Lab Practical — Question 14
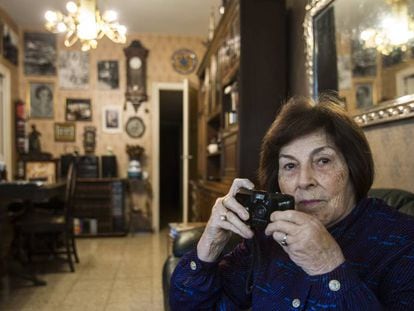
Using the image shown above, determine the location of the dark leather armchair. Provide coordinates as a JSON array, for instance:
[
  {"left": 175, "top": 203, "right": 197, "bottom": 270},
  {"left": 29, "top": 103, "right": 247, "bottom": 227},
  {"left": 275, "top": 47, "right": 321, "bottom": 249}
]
[{"left": 162, "top": 188, "right": 414, "bottom": 310}]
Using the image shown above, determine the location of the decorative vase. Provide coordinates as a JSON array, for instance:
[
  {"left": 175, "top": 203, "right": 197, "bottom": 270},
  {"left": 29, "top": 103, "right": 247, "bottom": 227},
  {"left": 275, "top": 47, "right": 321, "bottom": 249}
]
[{"left": 127, "top": 160, "right": 142, "bottom": 179}]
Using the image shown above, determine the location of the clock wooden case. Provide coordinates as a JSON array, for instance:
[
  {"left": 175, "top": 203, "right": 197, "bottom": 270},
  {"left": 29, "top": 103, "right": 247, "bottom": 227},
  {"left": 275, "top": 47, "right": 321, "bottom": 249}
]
[{"left": 123, "top": 40, "right": 149, "bottom": 112}]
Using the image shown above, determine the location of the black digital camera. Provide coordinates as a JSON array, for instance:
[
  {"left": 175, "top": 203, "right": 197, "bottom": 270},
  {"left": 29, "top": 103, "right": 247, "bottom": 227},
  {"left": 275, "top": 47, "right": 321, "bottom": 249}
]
[{"left": 235, "top": 188, "right": 295, "bottom": 229}]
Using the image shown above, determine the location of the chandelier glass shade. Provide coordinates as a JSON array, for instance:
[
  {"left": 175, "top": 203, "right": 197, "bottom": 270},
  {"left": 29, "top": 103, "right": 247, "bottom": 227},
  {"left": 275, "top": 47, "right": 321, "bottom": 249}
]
[
  {"left": 44, "top": 0, "right": 127, "bottom": 51},
  {"left": 360, "top": 0, "right": 414, "bottom": 55}
]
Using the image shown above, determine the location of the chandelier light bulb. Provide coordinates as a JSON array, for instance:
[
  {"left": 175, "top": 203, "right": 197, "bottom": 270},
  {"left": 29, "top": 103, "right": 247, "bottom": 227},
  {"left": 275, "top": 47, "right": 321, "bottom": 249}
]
[
  {"left": 103, "top": 10, "right": 118, "bottom": 22},
  {"left": 66, "top": 1, "right": 78, "bottom": 14},
  {"left": 118, "top": 25, "right": 127, "bottom": 36},
  {"left": 57, "top": 22, "right": 68, "bottom": 32},
  {"left": 45, "top": 10, "right": 58, "bottom": 23}
]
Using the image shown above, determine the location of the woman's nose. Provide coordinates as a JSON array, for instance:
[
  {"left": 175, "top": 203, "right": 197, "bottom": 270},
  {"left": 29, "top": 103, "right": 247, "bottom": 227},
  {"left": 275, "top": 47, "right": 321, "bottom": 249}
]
[{"left": 297, "top": 164, "right": 316, "bottom": 189}]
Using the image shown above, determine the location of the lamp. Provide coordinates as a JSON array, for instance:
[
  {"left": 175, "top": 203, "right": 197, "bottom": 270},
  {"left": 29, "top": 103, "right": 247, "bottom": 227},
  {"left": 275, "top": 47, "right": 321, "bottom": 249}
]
[
  {"left": 360, "top": 0, "right": 414, "bottom": 55},
  {"left": 44, "top": 0, "right": 127, "bottom": 51}
]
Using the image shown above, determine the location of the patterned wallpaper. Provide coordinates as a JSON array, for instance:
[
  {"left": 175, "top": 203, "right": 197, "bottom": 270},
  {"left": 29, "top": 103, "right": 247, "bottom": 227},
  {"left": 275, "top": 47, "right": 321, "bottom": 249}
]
[
  {"left": 364, "top": 118, "right": 414, "bottom": 193},
  {"left": 18, "top": 32, "right": 206, "bottom": 182},
  {"left": 13, "top": 31, "right": 207, "bottom": 227}
]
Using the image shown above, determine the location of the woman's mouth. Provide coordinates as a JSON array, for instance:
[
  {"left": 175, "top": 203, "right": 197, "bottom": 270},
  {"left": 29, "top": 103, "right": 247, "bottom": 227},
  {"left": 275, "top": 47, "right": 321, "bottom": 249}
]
[{"left": 297, "top": 200, "right": 323, "bottom": 208}]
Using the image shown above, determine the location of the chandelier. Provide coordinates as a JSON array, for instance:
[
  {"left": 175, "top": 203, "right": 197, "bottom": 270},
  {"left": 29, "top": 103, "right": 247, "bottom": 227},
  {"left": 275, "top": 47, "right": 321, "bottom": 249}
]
[
  {"left": 44, "top": 0, "right": 127, "bottom": 51},
  {"left": 360, "top": 0, "right": 414, "bottom": 55}
]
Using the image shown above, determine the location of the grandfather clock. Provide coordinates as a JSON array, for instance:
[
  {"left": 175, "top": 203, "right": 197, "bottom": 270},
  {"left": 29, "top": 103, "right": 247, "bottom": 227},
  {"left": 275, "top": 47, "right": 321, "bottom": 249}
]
[{"left": 123, "top": 40, "right": 149, "bottom": 112}]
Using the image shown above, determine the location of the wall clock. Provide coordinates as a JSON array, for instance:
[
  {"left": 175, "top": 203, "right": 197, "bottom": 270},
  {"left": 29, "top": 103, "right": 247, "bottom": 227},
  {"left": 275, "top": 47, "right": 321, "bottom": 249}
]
[
  {"left": 171, "top": 48, "right": 198, "bottom": 74},
  {"left": 126, "top": 116, "right": 145, "bottom": 138},
  {"left": 123, "top": 40, "right": 149, "bottom": 112}
]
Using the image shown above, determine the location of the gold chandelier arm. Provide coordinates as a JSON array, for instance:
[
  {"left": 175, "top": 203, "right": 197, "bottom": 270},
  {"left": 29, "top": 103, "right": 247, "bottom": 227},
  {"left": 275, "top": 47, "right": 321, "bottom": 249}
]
[{"left": 64, "top": 30, "right": 79, "bottom": 47}]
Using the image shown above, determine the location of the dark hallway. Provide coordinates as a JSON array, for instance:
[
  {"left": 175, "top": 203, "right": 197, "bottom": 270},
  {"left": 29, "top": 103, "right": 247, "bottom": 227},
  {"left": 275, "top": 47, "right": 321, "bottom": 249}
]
[{"left": 159, "top": 90, "right": 183, "bottom": 229}]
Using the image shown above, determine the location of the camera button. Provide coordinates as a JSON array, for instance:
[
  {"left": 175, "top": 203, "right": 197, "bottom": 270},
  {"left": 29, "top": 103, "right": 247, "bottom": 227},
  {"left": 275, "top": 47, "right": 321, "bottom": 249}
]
[
  {"left": 328, "top": 279, "right": 341, "bottom": 291},
  {"left": 291, "top": 298, "right": 301, "bottom": 308},
  {"left": 190, "top": 261, "right": 197, "bottom": 271}
]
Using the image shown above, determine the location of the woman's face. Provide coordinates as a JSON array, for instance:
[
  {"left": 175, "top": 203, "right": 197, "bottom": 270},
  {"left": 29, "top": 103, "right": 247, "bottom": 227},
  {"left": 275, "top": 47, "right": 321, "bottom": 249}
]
[
  {"left": 277, "top": 129, "right": 356, "bottom": 227},
  {"left": 38, "top": 89, "right": 51, "bottom": 102}
]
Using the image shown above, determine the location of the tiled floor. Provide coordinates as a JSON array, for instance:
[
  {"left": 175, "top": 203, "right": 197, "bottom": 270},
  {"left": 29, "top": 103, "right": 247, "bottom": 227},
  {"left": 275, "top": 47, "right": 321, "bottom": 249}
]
[{"left": 0, "top": 230, "right": 169, "bottom": 311}]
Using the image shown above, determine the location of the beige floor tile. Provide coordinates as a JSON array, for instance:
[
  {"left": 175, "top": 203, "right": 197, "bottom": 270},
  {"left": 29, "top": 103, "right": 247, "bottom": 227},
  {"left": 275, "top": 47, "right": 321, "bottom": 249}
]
[{"left": 2, "top": 230, "right": 170, "bottom": 310}]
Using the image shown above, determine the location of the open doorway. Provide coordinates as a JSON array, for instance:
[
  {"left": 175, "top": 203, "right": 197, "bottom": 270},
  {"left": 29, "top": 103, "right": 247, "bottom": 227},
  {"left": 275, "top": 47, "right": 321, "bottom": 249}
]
[
  {"left": 159, "top": 90, "right": 183, "bottom": 229},
  {"left": 152, "top": 81, "right": 197, "bottom": 232}
]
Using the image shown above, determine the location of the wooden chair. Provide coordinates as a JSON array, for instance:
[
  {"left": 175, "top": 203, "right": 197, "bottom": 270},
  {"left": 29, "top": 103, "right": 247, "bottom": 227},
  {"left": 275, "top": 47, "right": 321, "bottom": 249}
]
[{"left": 14, "top": 160, "right": 80, "bottom": 272}]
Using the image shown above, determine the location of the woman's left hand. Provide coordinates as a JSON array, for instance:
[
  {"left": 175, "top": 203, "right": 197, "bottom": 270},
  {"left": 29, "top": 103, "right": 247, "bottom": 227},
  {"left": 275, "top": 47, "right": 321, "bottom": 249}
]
[{"left": 265, "top": 210, "right": 345, "bottom": 276}]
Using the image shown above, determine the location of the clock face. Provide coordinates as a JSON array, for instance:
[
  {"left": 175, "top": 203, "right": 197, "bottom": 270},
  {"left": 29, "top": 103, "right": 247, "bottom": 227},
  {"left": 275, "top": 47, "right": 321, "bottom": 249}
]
[
  {"left": 126, "top": 116, "right": 145, "bottom": 138},
  {"left": 129, "top": 56, "right": 142, "bottom": 70}
]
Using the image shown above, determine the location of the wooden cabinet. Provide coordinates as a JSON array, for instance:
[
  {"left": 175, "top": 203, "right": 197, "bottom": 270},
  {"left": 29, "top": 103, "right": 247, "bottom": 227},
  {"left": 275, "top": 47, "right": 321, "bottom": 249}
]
[
  {"left": 195, "top": 0, "right": 287, "bottom": 220},
  {"left": 73, "top": 178, "right": 127, "bottom": 236}
]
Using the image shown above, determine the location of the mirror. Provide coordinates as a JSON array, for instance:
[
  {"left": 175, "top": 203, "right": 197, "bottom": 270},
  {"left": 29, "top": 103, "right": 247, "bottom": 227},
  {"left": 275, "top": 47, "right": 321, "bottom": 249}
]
[{"left": 304, "top": 0, "right": 414, "bottom": 127}]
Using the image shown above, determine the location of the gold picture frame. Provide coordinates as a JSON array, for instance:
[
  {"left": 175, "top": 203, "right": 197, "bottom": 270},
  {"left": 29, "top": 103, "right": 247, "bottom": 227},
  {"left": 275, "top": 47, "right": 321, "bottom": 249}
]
[
  {"left": 25, "top": 160, "right": 57, "bottom": 184},
  {"left": 54, "top": 122, "right": 76, "bottom": 142}
]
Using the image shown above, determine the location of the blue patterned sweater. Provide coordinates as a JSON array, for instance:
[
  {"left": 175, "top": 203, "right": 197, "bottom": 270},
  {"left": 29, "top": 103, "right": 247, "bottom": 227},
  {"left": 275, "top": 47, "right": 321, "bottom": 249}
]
[{"left": 169, "top": 198, "right": 414, "bottom": 310}]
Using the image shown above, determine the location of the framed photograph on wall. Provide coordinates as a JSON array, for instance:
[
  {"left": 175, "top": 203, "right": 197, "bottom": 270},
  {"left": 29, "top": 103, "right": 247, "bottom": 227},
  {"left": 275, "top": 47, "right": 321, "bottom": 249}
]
[
  {"left": 355, "top": 82, "right": 375, "bottom": 109},
  {"left": 24, "top": 32, "right": 56, "bottom": 75},
  {"left": 54, "top": 122, "right": 76, "bottom": 142},
  {"left": 97, "top": 60, "right": 119, "bottom": 89},
  {"left": 25, "top": 160, "right": 57, "bottom": 183},
  {"left": 58, "top": 50, "right": 89, "bottom": 89},
  {"left": 65, "top": 98, "right": 92, "bottom": 121},
  {"left": 102, "top": 105, "right": 122, "bottom": 133},
  {"left": 27, "top": 81, "right": 54, "bottom": 119},
  {"left": 3, "top": 23, "right": 19, "bottom": 66},
  {"left": 396, "top": 66, "right": 414, "bottom": 97}
]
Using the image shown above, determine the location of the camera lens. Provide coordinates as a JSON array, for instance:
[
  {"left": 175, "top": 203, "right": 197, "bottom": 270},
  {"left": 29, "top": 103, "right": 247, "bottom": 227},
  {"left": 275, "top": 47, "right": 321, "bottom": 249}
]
[{"left": 255, "top": 205, "right": 266, "bottom": 218}]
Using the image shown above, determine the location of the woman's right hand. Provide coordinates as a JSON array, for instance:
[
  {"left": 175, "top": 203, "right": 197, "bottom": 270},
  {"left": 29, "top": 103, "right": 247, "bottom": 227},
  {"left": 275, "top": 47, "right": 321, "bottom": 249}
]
[{"left": 197, "top": 178, "right": 255, "bottom": 262}]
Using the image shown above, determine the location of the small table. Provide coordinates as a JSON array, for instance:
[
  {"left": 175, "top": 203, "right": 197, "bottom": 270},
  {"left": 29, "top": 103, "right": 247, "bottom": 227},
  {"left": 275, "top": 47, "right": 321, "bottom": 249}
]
[{"left": 0, "top": 180, "right": 66, "bottom": 288}]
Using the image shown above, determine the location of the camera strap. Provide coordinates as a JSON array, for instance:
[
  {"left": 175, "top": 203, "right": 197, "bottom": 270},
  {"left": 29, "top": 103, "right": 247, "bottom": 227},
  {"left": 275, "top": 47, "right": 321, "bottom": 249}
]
[{"left": 245, "top": 229, "right": 261, "bottom": 295}]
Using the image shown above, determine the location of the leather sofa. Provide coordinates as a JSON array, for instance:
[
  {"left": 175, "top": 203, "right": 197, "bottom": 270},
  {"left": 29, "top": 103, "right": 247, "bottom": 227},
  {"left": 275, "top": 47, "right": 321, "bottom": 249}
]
[{"left": 162, "top": 188, "right": 414, "bottom": 310}]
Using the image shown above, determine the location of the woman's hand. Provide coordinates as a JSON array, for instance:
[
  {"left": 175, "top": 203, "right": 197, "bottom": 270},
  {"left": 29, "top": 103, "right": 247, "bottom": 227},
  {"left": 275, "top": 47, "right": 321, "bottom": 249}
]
[
  {"left": 265, "top": 210, "right": 345, "bottom": 275},
  {"left": 197, "top": 178, "right": 255, "bottom": 262}
]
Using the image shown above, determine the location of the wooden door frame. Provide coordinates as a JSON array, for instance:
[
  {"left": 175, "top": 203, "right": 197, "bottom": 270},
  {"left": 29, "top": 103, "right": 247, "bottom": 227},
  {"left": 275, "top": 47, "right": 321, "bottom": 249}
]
[
  {"left": 0, "top": 63, "right": 12, "bottom": 180},
  {"left": 151, "top": 82, "right": 187, "bottom": 232}
]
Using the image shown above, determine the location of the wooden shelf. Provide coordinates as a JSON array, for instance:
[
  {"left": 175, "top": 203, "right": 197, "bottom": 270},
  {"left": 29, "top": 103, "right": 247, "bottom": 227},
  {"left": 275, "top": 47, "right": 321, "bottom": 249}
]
[
  {"left": 194, "top": 0, "right": 287, "bottom": 221},
  {"left": 207, "top": 151, "right": 221, "bottom": 157},
  {"left": 74, "top": 179, "right": 126, "bottom": 236},
  {"left": 221, "top": 61, "right": 239, "bottom": 86}
]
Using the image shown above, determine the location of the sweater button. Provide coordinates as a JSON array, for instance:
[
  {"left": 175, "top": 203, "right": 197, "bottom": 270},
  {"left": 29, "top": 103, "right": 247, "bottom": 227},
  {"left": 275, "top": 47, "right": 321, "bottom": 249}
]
[
  {"left": 329, "top": 279, "right": 341, "bottom": 291},
  {"left": 190, "top": 261, "right": 197, "bottom": 271},
  {"left": 292, "top": 298, "right": 301, "bottom": 308}
]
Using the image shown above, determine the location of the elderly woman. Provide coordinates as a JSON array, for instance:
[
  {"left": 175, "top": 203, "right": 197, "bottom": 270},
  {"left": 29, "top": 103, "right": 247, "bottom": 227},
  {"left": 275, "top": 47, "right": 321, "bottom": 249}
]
[{"left": 169, "top": 96, "right": 414, "bottom": 310}]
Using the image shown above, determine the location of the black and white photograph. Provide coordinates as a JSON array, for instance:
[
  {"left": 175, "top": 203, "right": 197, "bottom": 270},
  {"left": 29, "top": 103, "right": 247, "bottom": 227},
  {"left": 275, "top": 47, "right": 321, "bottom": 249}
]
[
  {"left": 58, "top": 51, "right": 89, "bottom": 89},
  {"left": 65, "top": 98, "right": 92, "bottom": 121},
  {"left": 355, "top": 83, "right": 374, "bottom": 108},
  {"left": 337, "top": 54, "right": 352, "bottom": 90},
  {"left": 24, "top": 32, "right": 56, "bottom": 75},
  {"left": 351, "top": 40, "right": 377, "bottom": 77},
  {"left": 396, "top": 66, "right": 414, "bottom": 97},
  {"left": 102, "top": 105, "right": 122, "bottom": 133},
  {"left": 97, "top": 60, "right": 119, "bottom": 89},
  {"left": 2, "top": 23, "right": 19, "bottom": 65},
  {"left": 28, "top": 82, "right": 54, "bottom": 118}
]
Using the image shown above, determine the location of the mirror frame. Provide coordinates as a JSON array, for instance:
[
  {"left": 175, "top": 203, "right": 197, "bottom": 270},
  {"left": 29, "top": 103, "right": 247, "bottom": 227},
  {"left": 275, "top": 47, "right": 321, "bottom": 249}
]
[{"left": 304, "top": 0, "right": 414, "bottom": 127}]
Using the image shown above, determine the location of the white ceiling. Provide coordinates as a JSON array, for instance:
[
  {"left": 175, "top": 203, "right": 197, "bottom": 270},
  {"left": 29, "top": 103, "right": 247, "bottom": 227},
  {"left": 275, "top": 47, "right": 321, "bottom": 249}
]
[{"left": 0, "top": 0, "right": 222, "bottom": 36}]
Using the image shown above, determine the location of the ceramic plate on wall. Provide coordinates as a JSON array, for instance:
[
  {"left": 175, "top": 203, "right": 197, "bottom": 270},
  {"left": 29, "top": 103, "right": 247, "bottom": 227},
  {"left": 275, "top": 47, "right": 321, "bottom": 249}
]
[{"left": 171, "top": 48, "right": 198, "bottom": 74}]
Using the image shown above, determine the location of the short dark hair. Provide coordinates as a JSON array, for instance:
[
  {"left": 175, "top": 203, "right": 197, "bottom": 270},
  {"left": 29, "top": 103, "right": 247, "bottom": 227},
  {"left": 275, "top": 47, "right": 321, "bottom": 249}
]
[
  {"left": 35, "top": 85, "right": 52, "bottom": 100},
  {"left": 258, "top": 95, "right": 374, "bottom": 202}
]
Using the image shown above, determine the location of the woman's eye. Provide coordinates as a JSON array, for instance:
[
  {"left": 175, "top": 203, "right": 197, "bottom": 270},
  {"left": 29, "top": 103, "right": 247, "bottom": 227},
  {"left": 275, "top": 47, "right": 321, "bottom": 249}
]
[
  {"left": 316, "top": 158, "right": 331, "bottom": 165},
  {"left": 283, "top": 163, "right": 296, "bottom": 170}
]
